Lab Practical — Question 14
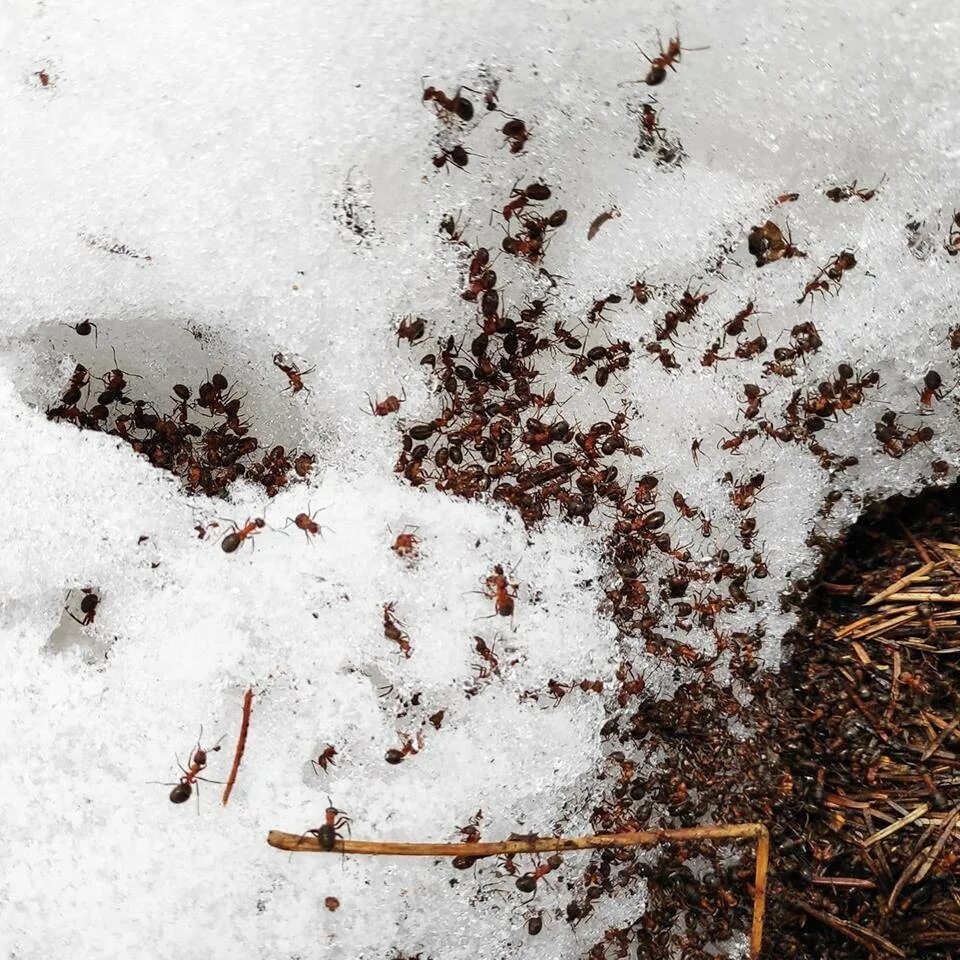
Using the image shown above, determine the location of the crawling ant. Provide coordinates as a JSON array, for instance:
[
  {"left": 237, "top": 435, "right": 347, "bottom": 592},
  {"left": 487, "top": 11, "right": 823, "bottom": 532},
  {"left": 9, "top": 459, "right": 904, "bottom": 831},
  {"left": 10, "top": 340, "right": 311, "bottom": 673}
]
[
  {"left": 439, "top": 213, "right": 466, "bottom": 243},
  {"left": 66, "top": 588, "right": 100, "bottom": 626},
  {"left": 824, "top": 176, "right": 884, "bottom": 202},
  {"left": 946, "top": 213, "right": 960, "bottom": 256},
  {"left": 273, "top": 353, "right": 313, "bottom": 394},
  {"left": 397, "top": 316, "right": 426, "bottom": 345},
  {"left": 367, "top": 391, "right": 404, "bottom": 416},
  {"left": 587, "top": 207, "right": 620, "bottom": 241},
  {"left": 301, "top": 801, "right": 351, "bottom": 850},
  {"left": 485, "top": 564, "right": 518, "bottom": 617},
  {"left": 391, "top": 526, "right": 420, "bottom": 559},
  {"left": 502, "top": 182, "right": 552, "bottom": 221},
  {"left": 775, "top": 192, "right": 800, "bottom": 204},
  {"left": 690, "top": 437, "right": 704, "bottom": 466},
  {"left": 288, "top": 509, "right": 323, "bottom": 542},
  {"left": 422, "top": 84, "right": 474, "bottom": 122},
  {"left": 164, "top": 732, "right": 224, "bottom": 805},
  {"left": 383, "top": 602, "right": 412, "bottom": 657},
  {"left": 628, "top": 30, "right": 706, "bottom": 86},
  {"left": 724, "top": 300, "right": 758, "bottom": 338},
  {"left": 797, "top": 275, "right": 832, "bottom": 306},
  {"left": 919, "top": 369, "right": 954, "bottom": 407},
  {"left": 385, "top": 732, "right": 421, "bottom": 764},
  {"left": 221, "top": 517, "right": 265, "bottom": 553},
  {"left": 748, "top": 219, "right": 805, "bottom": 266},
  {"left": 312, "top": 744, "right": 338, "bottom": 774},
  {"left": 68, "top": 318, "right": 98, "bottom": 343},
  {"left": 629, "top": 278, "right": 653, "bottom": 304},
  {"left": 501, "top": 117, "right": 529, "bottom": 153},
  {"left": 432, "top": 145, "right": 470, "bottom": 171}
]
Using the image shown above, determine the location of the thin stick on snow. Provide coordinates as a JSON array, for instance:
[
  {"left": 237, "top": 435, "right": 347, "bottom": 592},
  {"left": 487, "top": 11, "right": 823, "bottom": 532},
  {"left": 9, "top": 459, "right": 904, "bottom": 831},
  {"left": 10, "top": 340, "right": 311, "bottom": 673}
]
[
  {"left": 221, "top": 688, "right": 253, "bottom": 806},
  {"left": 267, "top": 822, "right": 770, "bottom": 959}
]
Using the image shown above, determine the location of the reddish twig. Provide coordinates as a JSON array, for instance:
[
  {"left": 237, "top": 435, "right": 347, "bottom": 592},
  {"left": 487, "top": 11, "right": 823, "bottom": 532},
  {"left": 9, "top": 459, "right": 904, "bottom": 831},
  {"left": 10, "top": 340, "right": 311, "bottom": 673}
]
[{"left": 221, "top": 688, "right": 253, "bottom": 805}]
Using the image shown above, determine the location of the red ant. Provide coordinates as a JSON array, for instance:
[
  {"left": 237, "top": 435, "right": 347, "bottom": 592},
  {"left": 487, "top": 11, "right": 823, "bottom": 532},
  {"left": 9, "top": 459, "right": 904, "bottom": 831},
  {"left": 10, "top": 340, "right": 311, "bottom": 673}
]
[
  {"left": 397, "top": 316, "right": 426, "bottom": 345},
  {"left": 626, "top": 31, "right": 706, "bottom": 86},
  {"left": 66, "top": 588, "right": 100, "bottom": 626},
  {"left": 775, "top": 192, "right": 800, "bottom": 204},
  {"left": 629, "top": 278, "right": 653, "bottom": 304},
  {"left": 432, "top": 145, "right": 470, "bottom": 171},
  {"left": 367, "top": 390, "right": 404, "bottom": 416},
  {"left": 501, "top": 117, "right": 529, "bottom": 153},
  {"left": 220, "top": 517, "right": 265, "bottom": 553},
  {"left": 163, "top": 731, "right": 224, "bottom": 805},
  {"left": 273, "top": 353, "right": 313, "bottom": 394},
  {"left": 391, "top": 526, "right": 420, "bottom": 558},
  {"left": 920, "top": 369, "right": 954, "bottom": 407},
  {"left": 515, "top": 854, "right": 563, "bottom": 894},
  {"left": 484, "top": 564, "right": 518, "bottom": 617},
  {"left": 312, "top": 744, "right": 338, "bottom": 774},
  {"left": 422, "top": 84, "right": 474, "bottom": 122},
  {"left": 301, "top": 800, "right": 351, "bottom": 850},
  {"left": 502, "top": 182, "right": 552, "bottom": 221},
  {"left": 383, "top": 602, "right": 412, "bottom": 657},
  {"left": 287, "top": 508, "right": 323, "bottom": 542},
  {"left": 824, "top": 176, "right": 885, "bottom": 202},
  {"left": 385, "top": 732, "right": 421, "bottom": 764}
]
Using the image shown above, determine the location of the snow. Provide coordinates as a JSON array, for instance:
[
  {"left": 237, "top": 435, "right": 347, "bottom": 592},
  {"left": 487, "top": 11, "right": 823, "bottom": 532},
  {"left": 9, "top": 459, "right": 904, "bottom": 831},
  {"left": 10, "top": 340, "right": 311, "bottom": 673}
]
[{"left": 1, "top": 0, "right": 960, "bottom": 957}]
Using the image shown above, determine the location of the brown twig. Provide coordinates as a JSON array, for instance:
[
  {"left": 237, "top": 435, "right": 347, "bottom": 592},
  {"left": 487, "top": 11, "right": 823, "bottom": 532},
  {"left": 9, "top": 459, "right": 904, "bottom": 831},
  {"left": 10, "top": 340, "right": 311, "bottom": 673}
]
[
  {"left": 267, "top": 823, "right": 770, "bottom": 959},
  {"left": 221, "top": 688, "right": 253, "bottom": 806}
]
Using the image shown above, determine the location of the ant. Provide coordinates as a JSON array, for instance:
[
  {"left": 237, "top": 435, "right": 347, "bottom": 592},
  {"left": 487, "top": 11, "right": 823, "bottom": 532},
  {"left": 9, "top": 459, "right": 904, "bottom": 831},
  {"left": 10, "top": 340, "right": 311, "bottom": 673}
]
[
  {"left": 439, "top": 212, "right": 466, "bottom": 243},
  {"left": 629, "top": 278, "right": 653, "bottom": 304},
  {"left": 502, "top": 182, "right": 552, "bottom": 221},
  {"left": 946, "top": 212, "right": 960, "bottom": 256},
  {"left": 164, "top": 731, "right": 224, "bottom": 805},
  {"left": 68, "top": 318, "right": 98, "bottom": 344},
  {"left": 626, "top": 30, "right": 706, "bottom": 86},
  {"left": 221, "top": 517, "right": 265, "bottom": 553},
  {"left": 383, "top": 602, "right": 412, "bottom": 657},
  {"left": 484, "top": 564, "right": 518, "bottom": 617},
  {"left": 273, "top": 352, "right": 313, "bottom": 394},
  {"left": 391, "top": 526, "right": 420, "bottom": 558},
  {"left": 397, "top": 316, "right": 426, "bottom": 345},
  {"left": 587, "top": 207, "right": 620, "bottom": 241},
  {"left": 422, "top": 84, "right": 474, "bottom": 122},
  {"left": 432, "top": 145, "right": 470, "bottom": 172},
  {"left": 501, "top": 117, "right": 529, "bottom": 153},
  {"left": 288, "top": 508, "right": 323, "bottom": 542},
  {"left": 66, "top": 587, "right": 100, "bottom": 626},
  {"left": 824, "top": 176, "right": 885, "bottom": 202},
  {"left": 748, "top": 219, "right": 805, "bottom": 266},
  {"left": 300, "top": 800, "right": 351, "bottom": 850},
  {"left": 366, "top": 389, "right": 404, "bottom": 417},
  {"left": 919, "top": 369, "right": 955, "bottom": 407},
  {"left": 312, "top": 744, "right": 338, "bottom": 774},
  {"left": 385, "top": 732, "right": 421, "bottom": 764}
]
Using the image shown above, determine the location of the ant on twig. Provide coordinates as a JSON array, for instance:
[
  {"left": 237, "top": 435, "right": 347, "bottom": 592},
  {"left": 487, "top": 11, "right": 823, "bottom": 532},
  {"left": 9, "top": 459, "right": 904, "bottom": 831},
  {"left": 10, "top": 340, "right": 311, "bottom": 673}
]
[{"left": 299, "top": 799, "right": 352, "bottom": 850}]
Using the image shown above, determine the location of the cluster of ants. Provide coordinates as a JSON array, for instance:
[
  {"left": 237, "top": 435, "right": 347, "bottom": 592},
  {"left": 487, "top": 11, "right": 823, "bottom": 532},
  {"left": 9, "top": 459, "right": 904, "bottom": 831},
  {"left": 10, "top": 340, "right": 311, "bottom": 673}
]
[
  {"left": 46, "top": 338, "right": 316, "bottom": 502},
  {"left": 423, "top": 75, "right": 530, "bottom": 172}
]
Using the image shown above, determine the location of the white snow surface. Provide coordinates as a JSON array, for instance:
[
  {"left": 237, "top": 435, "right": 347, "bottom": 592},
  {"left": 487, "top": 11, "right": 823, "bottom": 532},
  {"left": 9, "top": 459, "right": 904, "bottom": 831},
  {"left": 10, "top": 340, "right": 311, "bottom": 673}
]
[{"left": 1, "top": 0, "right": 959, "bottom": 958}]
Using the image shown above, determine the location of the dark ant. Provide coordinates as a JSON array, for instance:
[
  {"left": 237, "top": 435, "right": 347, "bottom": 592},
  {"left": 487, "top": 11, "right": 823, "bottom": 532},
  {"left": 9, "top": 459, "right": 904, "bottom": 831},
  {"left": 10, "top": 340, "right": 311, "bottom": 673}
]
[
  {"left": 501, "top": 117, "right": 529, "bottom": 153},
  {"left": 748, "top": 219, "right": 805, "bottom": 266},
  {"left": 221, "top": 517, "right": 265, "bottom": 553},
  {"left": 439, "top": 213, "right": 466, "bottom": 243},
  {"left": 502, "top": 182, "right": 552, "bottom": 221},
  {"left": 629, "top": 278, "right": 653, "bottom": 304},
  {"left": 68, "top": 319, "right": 98, "bottom": 344},
  {"left": 273, "top": 353, "right": 314, "bottom": 394},
  {"left": 587, "top": 207, "right": 620, "bottom": 241},
  {"left": 300, "top": 800, "right": 351, "bottom": 850},
  {"left": 919, "top": 369, "right": 955, "bottom": 407},
  {"left": 432, "top": 145, "right": 470, "bottom": 171},
  {"left": 946, "top": 212, "right": 960, "bottom": 256},
  {"left": 383, "top": 602, "right": 412, "bottom": 657},
  {"left": 66, "top": 588, "right": 100, "bottom": 626},
  {"left": 397, "top": 316, "right": 426, "bottom": 345},
  {"left": 422, "top": 84, "right": 474, "bottom": 122},
  {"left": 312, "top": 745, "right": 338, "bottom": 774}
]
